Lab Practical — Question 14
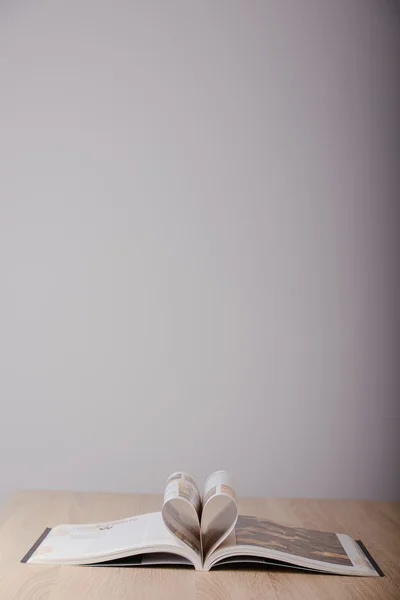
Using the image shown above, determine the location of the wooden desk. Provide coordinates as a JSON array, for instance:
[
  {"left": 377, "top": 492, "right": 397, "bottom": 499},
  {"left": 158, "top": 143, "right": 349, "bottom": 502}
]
[{"left": 0, "top": 491, "right": 399, "bottom": 599}]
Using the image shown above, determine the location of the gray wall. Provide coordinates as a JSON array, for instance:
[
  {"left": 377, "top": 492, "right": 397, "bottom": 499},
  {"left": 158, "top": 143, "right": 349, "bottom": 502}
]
[{"left": 0, "top": 1, "right": 399, "bottom": 504}]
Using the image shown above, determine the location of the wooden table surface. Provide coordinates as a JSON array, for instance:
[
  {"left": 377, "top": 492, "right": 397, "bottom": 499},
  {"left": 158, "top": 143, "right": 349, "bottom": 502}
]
[{"left": 0, "top": 490, "right": 399, "bottom": 599}]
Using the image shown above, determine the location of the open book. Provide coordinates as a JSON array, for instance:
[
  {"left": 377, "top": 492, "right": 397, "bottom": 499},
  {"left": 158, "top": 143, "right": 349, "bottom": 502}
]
[{"left": 22, "top": 471, "right": 380, "bottom": 575}]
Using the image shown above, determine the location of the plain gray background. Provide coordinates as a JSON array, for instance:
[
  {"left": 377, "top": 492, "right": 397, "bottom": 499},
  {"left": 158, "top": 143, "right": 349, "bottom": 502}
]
[{"left": 0, "top": 0, "right": 399, "bottom": 505}]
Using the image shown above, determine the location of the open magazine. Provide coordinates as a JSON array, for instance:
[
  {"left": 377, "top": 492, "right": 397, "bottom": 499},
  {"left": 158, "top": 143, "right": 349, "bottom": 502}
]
[{"left": 22, "top": 471, "right": 380, "bottom": 575}]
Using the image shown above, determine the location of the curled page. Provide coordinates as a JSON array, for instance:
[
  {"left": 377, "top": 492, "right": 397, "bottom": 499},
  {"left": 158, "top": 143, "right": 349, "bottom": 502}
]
[
  {"left": 201, "top": 470, "right": 238, "bottom": 559},
  {"left": 161, "top": 472, "right": 202, "bottom": 555}
]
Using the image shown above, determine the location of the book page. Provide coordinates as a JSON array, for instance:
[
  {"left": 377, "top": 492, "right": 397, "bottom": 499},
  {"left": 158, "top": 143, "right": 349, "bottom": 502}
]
[
  {"left": 201, "top": 470, "right": 238, "bottom": 558},
  {"left": 162, "top": 472, "right": 202, "bottom": 555},
  {"left": 234, "top": 515, "right": 353, "bottom": 565},
  {"left": 27, "top": 512, "right": 192, "bottom": 564},
  {"left": 205, "top": 515, "right": 378, "bottom": 575}
]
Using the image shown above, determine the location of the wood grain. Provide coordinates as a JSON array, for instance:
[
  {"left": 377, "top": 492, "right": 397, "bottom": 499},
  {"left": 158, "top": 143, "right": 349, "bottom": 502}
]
[{"left": 0, "top": 491, "right": 399, "bottom": 599}]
